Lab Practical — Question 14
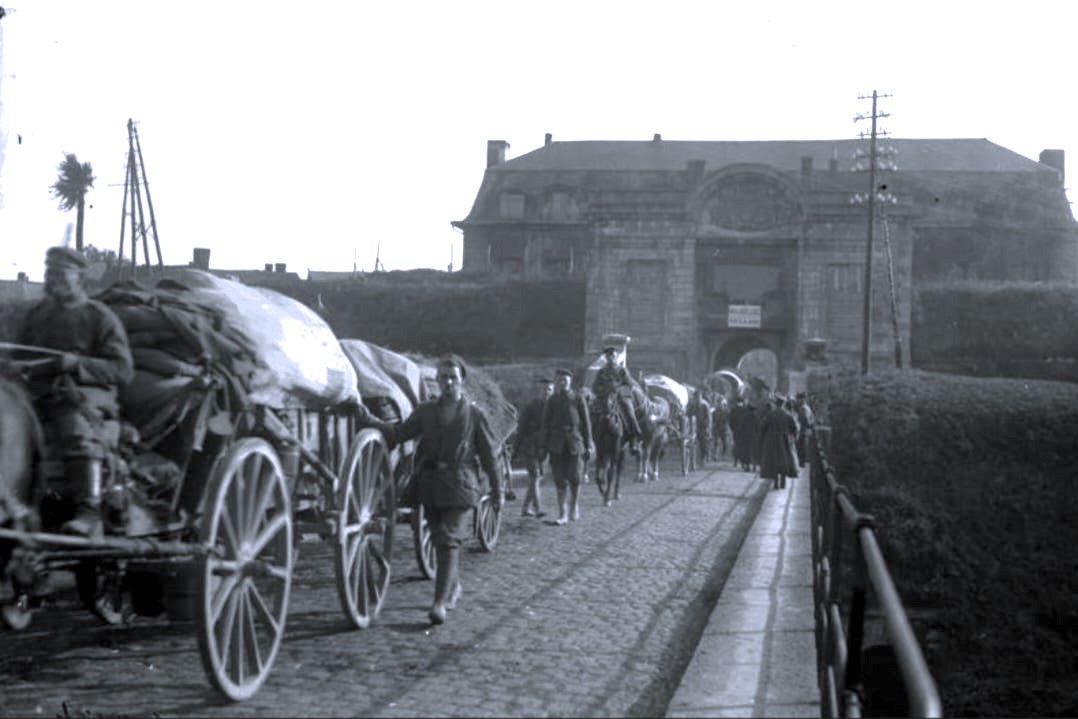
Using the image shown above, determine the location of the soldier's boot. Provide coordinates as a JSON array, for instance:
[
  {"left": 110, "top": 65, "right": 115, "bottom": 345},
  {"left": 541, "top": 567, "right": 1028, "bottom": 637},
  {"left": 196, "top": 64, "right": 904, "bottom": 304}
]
[
  {"left": 430, "top": 546, "right": 459, "bottom": 624},
  {"left": 621, "top": 399, "right": 644, "bottom": 455},
  {"left": 61, "top": 459, "right": 104, "bottom": 540},
  {"left": 555, "top": 487, "right": 568, "bottom": 525}
]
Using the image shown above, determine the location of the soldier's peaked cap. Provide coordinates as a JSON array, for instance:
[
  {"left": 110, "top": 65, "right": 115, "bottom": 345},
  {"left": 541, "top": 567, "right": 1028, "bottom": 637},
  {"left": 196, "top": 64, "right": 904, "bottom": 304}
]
[
  {"left": 602, "top": 345, "right": 618, "bottom": 354},
  {"left": 554, "top": 368, "right": 573, "bottom": 377},
  {"left": 436, "top": 354, "right": 468, "bottom": 379},
  {"left": 45, "top": 246, "right": 87, "bottom": 270},
  {"left": 535, "top": 375, "right": 554, "bottom": 384}
]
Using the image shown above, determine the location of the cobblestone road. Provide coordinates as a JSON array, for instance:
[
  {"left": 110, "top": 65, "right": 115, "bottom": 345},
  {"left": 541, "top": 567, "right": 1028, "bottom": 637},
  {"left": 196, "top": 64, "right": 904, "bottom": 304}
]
[{"left": 1, "top": 457, "right": 768, "bottom": 718}]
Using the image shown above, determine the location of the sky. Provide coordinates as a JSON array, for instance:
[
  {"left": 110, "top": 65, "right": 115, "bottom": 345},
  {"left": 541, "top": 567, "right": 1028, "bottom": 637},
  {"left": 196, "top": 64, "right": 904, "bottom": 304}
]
[{"left": 1, "top": 0, "right": 1076, "bottom": 281}]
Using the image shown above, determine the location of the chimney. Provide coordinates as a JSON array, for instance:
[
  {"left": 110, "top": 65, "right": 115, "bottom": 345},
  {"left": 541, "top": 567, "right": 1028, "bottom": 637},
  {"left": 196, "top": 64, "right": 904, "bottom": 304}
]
[
  {"left": 487, "top": 140, "right": 510, "bottom": 168},
  {"left": 544, "top": 133, "right": 553, "bottom": 148},
  {"left": 801, "top": 156, "right": 813, "bottom": 187},
  {"left": 686, "top": 159, "right": 706, "bottom": 185},
  {"left": 192, "top": 247, "right": 211, "bottom": 270},
  {"left": 17, "top": 271, "right": 27, "bottom": 282},
  {"left": 652, "top": 133, "right": 662, "bottom": 142},
  {"left": 264, "top": 263, "right": 274, "bottom": 272},
  {"left": 1039, "top": 149, "right": 1065, "bottom": 185},
  {"left": 829, "top": 146, "right": 839, "bottom": 174},
  {"left": 275, "top": 263, "right": 287, "bottom": 273}
]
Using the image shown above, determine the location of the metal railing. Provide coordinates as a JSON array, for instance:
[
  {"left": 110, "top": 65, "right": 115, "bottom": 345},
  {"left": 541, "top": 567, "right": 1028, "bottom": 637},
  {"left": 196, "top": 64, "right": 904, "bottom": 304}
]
[{"left": 808, "top": 425, "right": 942, "bottom": 718}]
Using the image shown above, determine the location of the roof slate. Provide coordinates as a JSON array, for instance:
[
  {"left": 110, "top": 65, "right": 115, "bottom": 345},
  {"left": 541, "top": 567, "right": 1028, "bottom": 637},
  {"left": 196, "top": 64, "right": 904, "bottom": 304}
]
[{"left": 496, "top": 138, "right": 1052, "bottom": 174}]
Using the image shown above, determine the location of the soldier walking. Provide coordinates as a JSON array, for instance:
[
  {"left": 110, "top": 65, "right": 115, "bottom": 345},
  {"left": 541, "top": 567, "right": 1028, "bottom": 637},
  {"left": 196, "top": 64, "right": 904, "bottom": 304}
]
[
  {"left": 542, "top": 369, "right": 593, "bottom": 525},
  {"left": 381, "top": 355, "right": 503, "bottom": 625},
  {"left": 513, "top": 375, "right": 553, "bottom": 517}
]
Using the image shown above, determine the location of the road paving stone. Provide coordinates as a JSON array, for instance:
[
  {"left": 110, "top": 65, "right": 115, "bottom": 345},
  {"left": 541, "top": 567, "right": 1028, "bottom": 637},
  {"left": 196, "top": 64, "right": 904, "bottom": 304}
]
[{"left": 0, "top": 456, "right": 777, "bottom": 718}]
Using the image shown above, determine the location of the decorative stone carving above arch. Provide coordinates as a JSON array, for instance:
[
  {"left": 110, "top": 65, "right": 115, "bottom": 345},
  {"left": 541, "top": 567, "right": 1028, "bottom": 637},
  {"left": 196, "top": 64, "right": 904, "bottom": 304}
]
[{"left": 691, "top": 163, "right": 804, "bottom": 233}]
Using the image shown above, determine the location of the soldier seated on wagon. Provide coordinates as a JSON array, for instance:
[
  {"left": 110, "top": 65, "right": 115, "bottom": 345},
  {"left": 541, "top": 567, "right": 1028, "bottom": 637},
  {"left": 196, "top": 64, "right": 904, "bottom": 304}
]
[
  {"left": 18, "top": 246, "right": 134, "bottom": 539},
  {"left": 591, "top": 346, "right": 643, "bottom": 452}
]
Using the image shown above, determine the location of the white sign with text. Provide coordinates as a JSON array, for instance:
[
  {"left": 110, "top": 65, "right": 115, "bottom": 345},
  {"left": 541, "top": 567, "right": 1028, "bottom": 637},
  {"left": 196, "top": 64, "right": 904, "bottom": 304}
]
[{"left": 728, "top": 304, "right": 762, "bottom": 328}]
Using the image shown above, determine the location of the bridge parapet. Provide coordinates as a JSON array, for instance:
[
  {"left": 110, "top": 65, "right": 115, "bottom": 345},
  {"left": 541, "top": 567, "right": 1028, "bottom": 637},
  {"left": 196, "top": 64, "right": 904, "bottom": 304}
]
[{"left": 808, "top": 425, "right": 942, "bottom": 717}]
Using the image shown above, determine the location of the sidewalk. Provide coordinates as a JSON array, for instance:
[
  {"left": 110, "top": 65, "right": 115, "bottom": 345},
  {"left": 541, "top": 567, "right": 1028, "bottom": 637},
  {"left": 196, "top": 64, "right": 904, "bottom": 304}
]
[{"left": 666, "top": 464, "right": 820, "bottom": 718}]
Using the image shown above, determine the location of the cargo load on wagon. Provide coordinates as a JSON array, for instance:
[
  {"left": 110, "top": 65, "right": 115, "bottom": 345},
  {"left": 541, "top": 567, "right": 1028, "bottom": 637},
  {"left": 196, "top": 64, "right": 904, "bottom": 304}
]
[{"left": 98, "top": 269, "right": 358, "bottom": 449}]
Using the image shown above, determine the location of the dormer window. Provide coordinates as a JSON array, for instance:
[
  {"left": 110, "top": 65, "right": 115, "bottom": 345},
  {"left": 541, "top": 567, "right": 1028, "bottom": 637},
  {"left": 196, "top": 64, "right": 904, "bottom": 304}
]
[{"left": 499, "top": 193, "right": 525, "bottom": 219}]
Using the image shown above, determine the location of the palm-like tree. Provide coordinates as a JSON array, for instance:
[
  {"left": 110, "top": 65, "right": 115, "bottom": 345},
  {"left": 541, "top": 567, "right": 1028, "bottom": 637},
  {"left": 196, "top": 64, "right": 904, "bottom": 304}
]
[{"left": 50, "top": 153, "right": 95, "bottom": 250}]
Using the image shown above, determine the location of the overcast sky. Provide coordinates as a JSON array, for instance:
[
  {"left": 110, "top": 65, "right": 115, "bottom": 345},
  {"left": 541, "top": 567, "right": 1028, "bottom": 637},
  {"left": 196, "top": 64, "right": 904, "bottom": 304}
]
[{"left": 1, "top": 0, "right": 1075, "bottom": 281}]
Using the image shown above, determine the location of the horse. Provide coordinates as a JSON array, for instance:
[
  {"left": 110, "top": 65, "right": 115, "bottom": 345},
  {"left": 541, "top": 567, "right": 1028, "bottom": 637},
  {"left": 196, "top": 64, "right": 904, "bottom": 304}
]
[
  {"left": 590, "top": 392, "right": 631, "bottom": 507},
  {"left": 630, "top": 386, "right": 671, "bottom": 482},
  {"left": 0, "top": 374, "right": 43, "bottom": 531}
]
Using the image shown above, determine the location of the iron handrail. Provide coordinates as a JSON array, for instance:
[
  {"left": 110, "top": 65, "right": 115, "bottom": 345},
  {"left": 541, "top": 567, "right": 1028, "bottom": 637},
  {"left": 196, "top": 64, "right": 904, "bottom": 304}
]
[{"left": 808, "top": 424, "right": 942, "bottom": 717}]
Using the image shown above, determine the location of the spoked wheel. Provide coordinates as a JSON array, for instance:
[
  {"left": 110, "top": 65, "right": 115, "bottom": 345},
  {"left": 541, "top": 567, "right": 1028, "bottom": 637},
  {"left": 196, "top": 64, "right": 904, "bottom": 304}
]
[
  {"left": 196, "top": 438, "right": 293, "bottom": 702},
  {"left": 335, "top": 428, "right": 395, "bottom": 629},
  {"left": 476, "top": 494, "right": 501, "bottom": 552},
  {"left": 411, "top": 502, "right": 436, "bottom": 580}
]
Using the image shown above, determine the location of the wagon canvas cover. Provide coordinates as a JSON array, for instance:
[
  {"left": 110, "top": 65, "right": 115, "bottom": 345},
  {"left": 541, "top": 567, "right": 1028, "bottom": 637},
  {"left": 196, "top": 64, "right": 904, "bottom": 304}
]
[
  {"left": 339, "top": 338, "right": 423, "bottom": 419},
  {"left": 100, "top": 269, "right": 359, "bottom": 445}
]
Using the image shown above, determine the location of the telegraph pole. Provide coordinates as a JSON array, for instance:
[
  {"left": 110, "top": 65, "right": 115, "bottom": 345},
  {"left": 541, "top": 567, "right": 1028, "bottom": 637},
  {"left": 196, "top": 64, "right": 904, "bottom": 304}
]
[
  {"left": 118, "top": 118, "right": 163, "bottom": 279},
  {"left": 854, "top": 91, "right": 892, "bottom": 374}
]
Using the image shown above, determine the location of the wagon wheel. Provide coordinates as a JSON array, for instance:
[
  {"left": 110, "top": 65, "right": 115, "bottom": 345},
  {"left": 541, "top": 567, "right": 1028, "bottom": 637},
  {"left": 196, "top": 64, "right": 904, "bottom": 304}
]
[
  {"left": 195, "top": 438, "right": 293, "bottom": 702},
  {"left": 335, "top": 428, "right": 395, "bottom": 629},
  {"left": 475, "top": 493, "right": 500, "bottom": 552},
  {"left": 411, "top": 502, "right": 436, "bottom": 580}
]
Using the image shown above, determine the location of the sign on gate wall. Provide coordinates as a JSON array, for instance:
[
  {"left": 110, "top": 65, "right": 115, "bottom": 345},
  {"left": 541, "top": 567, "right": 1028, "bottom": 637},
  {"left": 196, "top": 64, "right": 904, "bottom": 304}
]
[{"left": 728, "top": 304, "right": 762, "bottom": 329}]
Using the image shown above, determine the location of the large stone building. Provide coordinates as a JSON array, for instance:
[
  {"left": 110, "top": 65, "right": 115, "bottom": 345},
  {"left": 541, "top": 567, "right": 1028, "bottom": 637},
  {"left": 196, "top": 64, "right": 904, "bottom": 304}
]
[{"left": 453, "top": 135, "right": 1077, "bottom": 389}]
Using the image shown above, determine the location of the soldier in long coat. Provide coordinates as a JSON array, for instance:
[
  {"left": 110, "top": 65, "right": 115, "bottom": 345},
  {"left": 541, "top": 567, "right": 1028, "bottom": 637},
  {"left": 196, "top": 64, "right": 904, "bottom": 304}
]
[
  {"left": 756, "top": 394, "right": 799, "bottom": 490},
  {"left": 382, "top": 355, "right": 502, "bottom": 625},
  {"left": 542, "top": 368, "right": 593, "bottom": 525},
  {"left": 513, "top": 375, "right": 553, "bottom": 517},
  {"left": 19, "top": 246, "right": 134, "bottom": 538},
  {"left": 728, "top": 397, "right": 756, "bottom": 471}
]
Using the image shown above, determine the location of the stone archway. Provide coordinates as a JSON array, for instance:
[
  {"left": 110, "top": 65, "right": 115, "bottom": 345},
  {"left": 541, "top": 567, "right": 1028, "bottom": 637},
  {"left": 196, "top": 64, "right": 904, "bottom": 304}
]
[{"left": 713, "top": 332, "right": 783, "bottom": 393}]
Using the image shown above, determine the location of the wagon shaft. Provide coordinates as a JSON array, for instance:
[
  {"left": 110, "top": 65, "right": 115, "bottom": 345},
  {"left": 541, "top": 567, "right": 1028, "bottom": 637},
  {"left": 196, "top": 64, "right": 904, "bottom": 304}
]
[{"left": 0, "top": 526, "right": 208, "bottom": 558}]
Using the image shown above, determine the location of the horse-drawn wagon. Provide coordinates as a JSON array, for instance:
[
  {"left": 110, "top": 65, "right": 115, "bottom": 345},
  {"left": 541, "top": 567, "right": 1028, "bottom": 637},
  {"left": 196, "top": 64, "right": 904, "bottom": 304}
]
[
  {"left": 0, "top": 270, "right": 395, "bottom": 701},
  {"left": 640, "top": 373, "right": 694, "bottom": 477}
]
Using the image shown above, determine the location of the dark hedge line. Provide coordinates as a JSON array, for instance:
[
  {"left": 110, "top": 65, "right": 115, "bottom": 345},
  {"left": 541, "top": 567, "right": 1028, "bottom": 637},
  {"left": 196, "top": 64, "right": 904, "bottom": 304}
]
[
  {"left": 247, "top": 272, "right": 586, "bottom": 362},
  {"left": 912, "top": 282, "right": 1078, "bottom": 382},
  {"left": 825, "top": 369, "right": 1078, "bottom": 716}
]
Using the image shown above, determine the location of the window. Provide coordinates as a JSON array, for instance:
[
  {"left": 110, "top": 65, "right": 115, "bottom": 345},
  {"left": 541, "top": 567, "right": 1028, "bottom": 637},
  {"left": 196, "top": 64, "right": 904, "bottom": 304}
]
[
  {"left": 712, "top": 264, "right": 780, "bottom": 303},
  {"left": 499, "top": 193, "right": 525, "bottom": 219},
  {"left": 829, "top": 263, "right": 862, "bottom": 294},
  {"left": 549, "top": 191, "right": 571, "bottom": 220}
]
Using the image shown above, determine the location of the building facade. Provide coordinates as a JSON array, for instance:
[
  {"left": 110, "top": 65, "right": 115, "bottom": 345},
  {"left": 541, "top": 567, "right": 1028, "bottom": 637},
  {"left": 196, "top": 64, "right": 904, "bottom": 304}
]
[{"left": 453, "top": 135, "right": 1077, "bottom": 389}]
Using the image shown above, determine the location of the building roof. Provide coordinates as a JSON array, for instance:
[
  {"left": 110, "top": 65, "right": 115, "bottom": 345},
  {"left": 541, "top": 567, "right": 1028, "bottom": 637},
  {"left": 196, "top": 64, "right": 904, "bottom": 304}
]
[{"left": 496, "top": 138, "right": 1054, "bottom": 175}]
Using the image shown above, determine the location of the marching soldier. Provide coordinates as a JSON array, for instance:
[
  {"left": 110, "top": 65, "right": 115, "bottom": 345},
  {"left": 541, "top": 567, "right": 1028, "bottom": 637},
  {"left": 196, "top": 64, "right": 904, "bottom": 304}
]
[
  {"left": 380, "top": 355, "right": 502, "bottom": 625},
  {"left": 513, "top": 375, "right": 554, "bottom": 517},
  {"left": 542, "top": 369, "right": 593, "bottom": 525}
]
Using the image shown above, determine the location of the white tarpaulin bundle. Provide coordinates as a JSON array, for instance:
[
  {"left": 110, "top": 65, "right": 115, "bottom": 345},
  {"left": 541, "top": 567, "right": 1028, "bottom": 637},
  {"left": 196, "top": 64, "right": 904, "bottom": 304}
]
[
  {"left": 102, "top": 269, "right": 358, "bottom": 416},
  {"left": 339, "top": 338, "right": 423, "bottom": 420},
  {"left": 167, "top": 269, "right": 358, "bottom": 408},
  {"left": 642, "top": 373, "right": 690, "bottom": 412}
]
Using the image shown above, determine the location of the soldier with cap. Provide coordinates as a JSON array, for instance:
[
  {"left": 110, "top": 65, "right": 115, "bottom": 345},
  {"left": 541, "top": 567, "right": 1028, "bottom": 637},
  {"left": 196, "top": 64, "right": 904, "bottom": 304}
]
[
  {"left": 18, "top": 246, "right": 134, "bottom": 539},
  {"left": 513, "top": 375, "right": 554, "bottom": 517},
  {"left": 542, "top": 368, "right": 593, "bottom": 525},
  {"left": 591, "top": 345, "right": 643, "bottom": 453},
  {"left": 380, "top": 354, "right": 502, "bottom": 625}
]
